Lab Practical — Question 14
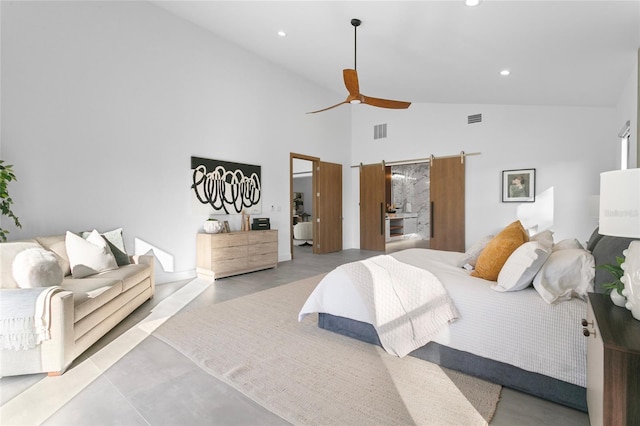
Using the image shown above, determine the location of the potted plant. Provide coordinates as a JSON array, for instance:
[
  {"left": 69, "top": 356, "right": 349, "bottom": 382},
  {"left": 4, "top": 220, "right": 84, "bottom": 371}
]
[
  {"left": 596, "top": 256, "right": 626, "bottom": 307},
  {"left": 0, "top": 160, "right": 21, "bottom": 241}
]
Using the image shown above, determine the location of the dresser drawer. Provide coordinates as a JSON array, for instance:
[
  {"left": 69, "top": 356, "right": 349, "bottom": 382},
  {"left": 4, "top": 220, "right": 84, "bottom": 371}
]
[
  {"left": 208, "top": 232, "right": 249, "bottom": 248},
  {"left": 248, "top": 252, "right": 278, "bottom": 269},
  {"left": 210, "top": 258, "right": 248, "bottom": 276},
  {"left": 248, "top": 230, "right": 277, "bottom": 244},
  {"left": 211, "top": 245, "right": 247, "bottom": 261},
  {"left": 248, "top": 242, "right": 277, "bottom": 256}
]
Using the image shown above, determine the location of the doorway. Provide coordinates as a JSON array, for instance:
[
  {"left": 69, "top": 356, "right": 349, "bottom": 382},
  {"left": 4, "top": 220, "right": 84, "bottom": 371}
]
[
  {"left": 290, "top": 153, "right": 343, "bottom": 259},
  {"left": 291, "top": 155, "right": 315, "bottom": 258},
  {"left": 359, "top": 156, "right": 465, "bottom": 252}
]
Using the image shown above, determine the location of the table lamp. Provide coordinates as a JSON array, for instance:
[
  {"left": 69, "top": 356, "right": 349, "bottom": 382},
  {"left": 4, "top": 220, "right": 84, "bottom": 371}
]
[{"left": 599, "top": 168, "right": 640, "bottom": 320}]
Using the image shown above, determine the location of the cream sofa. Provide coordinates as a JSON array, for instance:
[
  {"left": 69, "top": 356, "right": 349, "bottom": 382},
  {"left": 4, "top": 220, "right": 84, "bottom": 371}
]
[{"left": 0, "top": 234, "right": 154, "bottom": 376}]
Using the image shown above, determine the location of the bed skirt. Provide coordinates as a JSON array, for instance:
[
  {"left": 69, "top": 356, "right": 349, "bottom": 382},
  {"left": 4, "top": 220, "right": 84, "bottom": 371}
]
[{"left": 318, "top": 313, "right": 587, "bottom": 412}]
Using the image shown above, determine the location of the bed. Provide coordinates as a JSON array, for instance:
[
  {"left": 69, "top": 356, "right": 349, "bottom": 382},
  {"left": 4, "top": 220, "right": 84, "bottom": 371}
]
[{"left": 298, "top": 224, "right": 637, "bottom": 412}]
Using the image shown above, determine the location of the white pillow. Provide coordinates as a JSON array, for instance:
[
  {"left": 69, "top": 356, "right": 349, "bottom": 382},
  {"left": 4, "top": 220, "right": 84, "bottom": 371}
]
[
  {"left": 12, "top": 247, "right": 63, "bottom": 288},
  {"left": 533, "top": 248, "right": 595, "bottom": 304},
  {"left": 457, "top": 235, "right": 494, "bottom": 268},
  {"left": 552, "top": 238, "right": 584, "bottom": 252},
  {"left": 493, "top": 241, "right": 551, "bottom": 292},
  {"left": 530, "top": 229, "right": 554, "bottom": 246},
  {"left": 65, "top": 230, "right": 118, "bottom": 278}
]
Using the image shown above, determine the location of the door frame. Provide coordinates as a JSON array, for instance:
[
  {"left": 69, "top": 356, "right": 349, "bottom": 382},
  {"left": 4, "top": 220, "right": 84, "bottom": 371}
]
[{"left": 290, "top": 153, "right": 319, "bottom": 259}]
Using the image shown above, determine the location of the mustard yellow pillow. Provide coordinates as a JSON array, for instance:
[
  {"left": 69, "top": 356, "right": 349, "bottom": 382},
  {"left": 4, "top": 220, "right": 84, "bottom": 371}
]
[{"left": 471, "top": 221, "right": 529, "bottom": 281}]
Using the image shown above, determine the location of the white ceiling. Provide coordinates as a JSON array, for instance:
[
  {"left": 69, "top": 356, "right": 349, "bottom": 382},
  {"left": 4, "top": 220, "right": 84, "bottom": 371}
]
[{"left": 152, "top": 1, "right": 640, "bottom": 108}]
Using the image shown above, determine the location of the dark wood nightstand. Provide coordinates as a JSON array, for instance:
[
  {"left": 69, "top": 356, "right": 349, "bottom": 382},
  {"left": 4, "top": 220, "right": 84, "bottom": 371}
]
[{"left": 583, "top": 293, "right": 640, "bottom": 426}]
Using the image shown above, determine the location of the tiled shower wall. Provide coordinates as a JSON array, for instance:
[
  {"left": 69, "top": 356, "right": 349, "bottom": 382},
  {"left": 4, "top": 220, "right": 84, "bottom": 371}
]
[{"left": 391, "top": 163, "right": 430, "bottom": 240}]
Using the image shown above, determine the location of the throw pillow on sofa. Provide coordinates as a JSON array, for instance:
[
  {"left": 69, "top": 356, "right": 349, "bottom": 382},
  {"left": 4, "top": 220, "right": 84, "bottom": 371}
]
[
  {"left": 12, "top": 247, "right": 64, "bottom": 288},
  {"left": 0, "top": 241, "right": 44, "bottom": 289},
  {"left": 65, "top": 230, "right": 118, "bottom": 278},
  {"left": 81, "top": 227, "right": 130, "bottom": 266}
]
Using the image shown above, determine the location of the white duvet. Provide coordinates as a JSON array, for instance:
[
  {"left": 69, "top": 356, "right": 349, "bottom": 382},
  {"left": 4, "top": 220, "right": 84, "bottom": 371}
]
[{"left": 299, "top": 248, "right": 587, "bottom": 387}]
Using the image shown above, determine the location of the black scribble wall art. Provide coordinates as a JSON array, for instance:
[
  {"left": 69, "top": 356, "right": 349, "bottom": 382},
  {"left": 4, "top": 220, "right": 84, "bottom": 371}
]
[{"left": 191, "top": 156, "right": 262, "bottom": 215}]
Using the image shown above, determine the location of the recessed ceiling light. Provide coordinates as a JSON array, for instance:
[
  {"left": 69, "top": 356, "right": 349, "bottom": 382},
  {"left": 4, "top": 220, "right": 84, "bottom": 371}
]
[
  {"left": 465, "top": 0, "right": 480, "bottom": 6},
  {"left": 500, "top": 69, "right": 511, "bottom": 76},
  {"left": 277, "top": 30, "right": 287, "bottom": 37}
]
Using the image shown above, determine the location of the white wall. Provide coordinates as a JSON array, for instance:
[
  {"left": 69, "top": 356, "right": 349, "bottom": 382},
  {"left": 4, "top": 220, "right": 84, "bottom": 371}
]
[
  {"left": 349, "top": 103, "right": 618, "bottom": 248},
  {"left": 615, "top": 53, "right": 639, "bottom": 169},
  {"left": 1, "top": 1, "right": 350, "bottom": 282}
]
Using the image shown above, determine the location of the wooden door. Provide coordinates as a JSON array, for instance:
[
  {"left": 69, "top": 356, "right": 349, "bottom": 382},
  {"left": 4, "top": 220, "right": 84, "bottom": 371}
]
[
  {"left": 315, "top": 161, "right": 342, "bottom": 254},
  {"left": 430, "top": 156, "right": 465, "bottom": 252},
  {"left": 360, "top": 163, "right": 386, "bottom": 251}
]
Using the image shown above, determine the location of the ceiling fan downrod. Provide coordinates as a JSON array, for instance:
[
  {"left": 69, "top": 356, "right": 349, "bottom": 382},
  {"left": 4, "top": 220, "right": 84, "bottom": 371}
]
[{"left": 351, "top": 18, "right": 361, "bottom": 70}]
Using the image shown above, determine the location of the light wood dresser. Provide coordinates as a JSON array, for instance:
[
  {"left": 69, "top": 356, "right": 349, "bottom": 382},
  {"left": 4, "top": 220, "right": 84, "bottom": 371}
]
[
  {"left": 583, "top": 293, "right": 640, "bottom": 426},
  {"left": 196, "top": 230, "right": 278, "bottom": 279}
]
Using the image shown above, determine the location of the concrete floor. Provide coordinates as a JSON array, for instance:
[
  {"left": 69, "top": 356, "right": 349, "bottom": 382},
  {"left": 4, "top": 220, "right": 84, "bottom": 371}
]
[{"left": 0, "top": 245, "right": 590, "bottom": 425}]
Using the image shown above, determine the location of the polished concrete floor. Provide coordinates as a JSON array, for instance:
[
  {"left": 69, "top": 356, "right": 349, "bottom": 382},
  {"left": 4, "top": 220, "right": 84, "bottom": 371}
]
[{"left": 1, "top": 245, "right": 590, "bottom": 425}]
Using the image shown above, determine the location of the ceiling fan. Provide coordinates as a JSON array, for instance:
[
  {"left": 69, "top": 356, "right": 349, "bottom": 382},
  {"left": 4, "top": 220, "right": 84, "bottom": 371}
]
[{"left": 307, "top": 18, "right": 411, "bottom": 114}]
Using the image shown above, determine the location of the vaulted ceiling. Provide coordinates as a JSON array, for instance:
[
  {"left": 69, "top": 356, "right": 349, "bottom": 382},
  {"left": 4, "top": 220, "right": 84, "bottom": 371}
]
[{"left": 153, "top": 1, "right": 640, "bottom": 108}]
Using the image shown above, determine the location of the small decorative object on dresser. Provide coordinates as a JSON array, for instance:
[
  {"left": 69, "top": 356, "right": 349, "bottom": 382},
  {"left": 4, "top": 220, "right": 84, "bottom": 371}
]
[
  {"left": 203, "top": 219, "right": 223, "bottom": 234},
  {"left": 599, "top": 168, "right": 640, "bottom": 320},
  {"left": 596, "top": 256, "right": 626, "bottom": 307}
]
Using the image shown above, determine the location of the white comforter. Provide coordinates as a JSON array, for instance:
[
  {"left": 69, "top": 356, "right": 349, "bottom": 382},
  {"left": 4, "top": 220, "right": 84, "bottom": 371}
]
[{"left": 298, "top": 248, "right": 587, "bottom": 387}]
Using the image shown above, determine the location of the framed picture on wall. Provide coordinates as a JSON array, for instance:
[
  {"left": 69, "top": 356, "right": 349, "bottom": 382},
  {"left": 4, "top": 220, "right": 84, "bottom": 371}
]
[{"left": 502, "top": 168, "right": 536, "bottom": 202}]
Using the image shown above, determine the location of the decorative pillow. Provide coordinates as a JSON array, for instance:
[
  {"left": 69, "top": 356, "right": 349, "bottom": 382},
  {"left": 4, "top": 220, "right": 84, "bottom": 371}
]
[
  {"left": 35, "top": 235, "right": 71, "bottom": 277},
  {"left": 552, "top": 238, "right": 584, "bottom": 252},
  {"left": 532, "top": 248, "right": 595, "bottom": 304},
  {"left": 81, "top": 228, "right": 130, "bottom": 266},
  {"left": 492, "top": 241, "right": 551, "bottom": 292},
  {"left": 12, "top": 247, "right": 63, "bottom": 288},
  {"left": 456, "top": 235, "right": 494, "bottom": 268},
  {"left": 471, "top": 221, "right": 529, "bottom": 281},
  {"left": 0, "top": 241, "right": 44, "bottom": 289},
  {"left": 65, "top": 230, "right": 118, "bottom": 278},
  {"left": 529, "top": 229, "right": 554, "bottom": 246}
]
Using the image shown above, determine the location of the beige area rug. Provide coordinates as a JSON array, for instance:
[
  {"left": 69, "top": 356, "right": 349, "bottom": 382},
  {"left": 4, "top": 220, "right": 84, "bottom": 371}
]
[{"left": 154, "top": 275, "right": 502, "bottom": 425}]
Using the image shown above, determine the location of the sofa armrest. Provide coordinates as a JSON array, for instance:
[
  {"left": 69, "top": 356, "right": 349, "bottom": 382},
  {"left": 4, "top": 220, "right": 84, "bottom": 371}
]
[
  {"left": 0, "top": 289, "right": 75, "bottom": 376},
  {"left": 43, "top": 290, "right": 75, "bottom": 375},
  {"left": 130, "top": 254, "right": 155, "bottom": 296}
]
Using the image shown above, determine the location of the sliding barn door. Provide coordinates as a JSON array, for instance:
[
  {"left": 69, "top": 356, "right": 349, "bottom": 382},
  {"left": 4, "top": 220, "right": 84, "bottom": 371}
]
[
  {"left": 315, "top": 161, "right": 342, "bottom": 254},
  {"left": 430, "top": 156, "right": 465, "bottom": 252},
  {"left": 360, "top": 163, "right": 386, "bottom": 251}
]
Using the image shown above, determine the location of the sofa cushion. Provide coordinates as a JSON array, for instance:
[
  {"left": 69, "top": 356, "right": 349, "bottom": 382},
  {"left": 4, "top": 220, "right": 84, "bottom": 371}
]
[
  {"left": 1, "top": 241, "right": 42, "bottom": 289},
  {"left": 36, "top": 235, "right": 71, "bottom": 276},
  {"left": 96, "top": 263, "right": 150, "bottom": 292},
  {"left": 12, "top": 247, "right": 64, "bottom": 288},
  {"left": 61, "top": 276, "right": 123, "bottom": 322}
]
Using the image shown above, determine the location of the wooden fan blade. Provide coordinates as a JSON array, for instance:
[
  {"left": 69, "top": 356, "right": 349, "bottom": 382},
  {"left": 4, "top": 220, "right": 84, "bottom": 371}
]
[
  {"left": 306, "top": 100, "right": 348, "bottom": 114},
  {"left": 361, "top": 95, "right": 411, "bottom": 109},
  {"left": 343, "top": 69, "right": 360, "bottom": 96}
]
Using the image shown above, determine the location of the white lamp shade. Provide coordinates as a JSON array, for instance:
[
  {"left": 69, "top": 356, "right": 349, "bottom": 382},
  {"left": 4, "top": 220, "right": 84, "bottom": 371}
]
[{"left": 599, "top": 169, "right": 640, "bottom": 238}]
